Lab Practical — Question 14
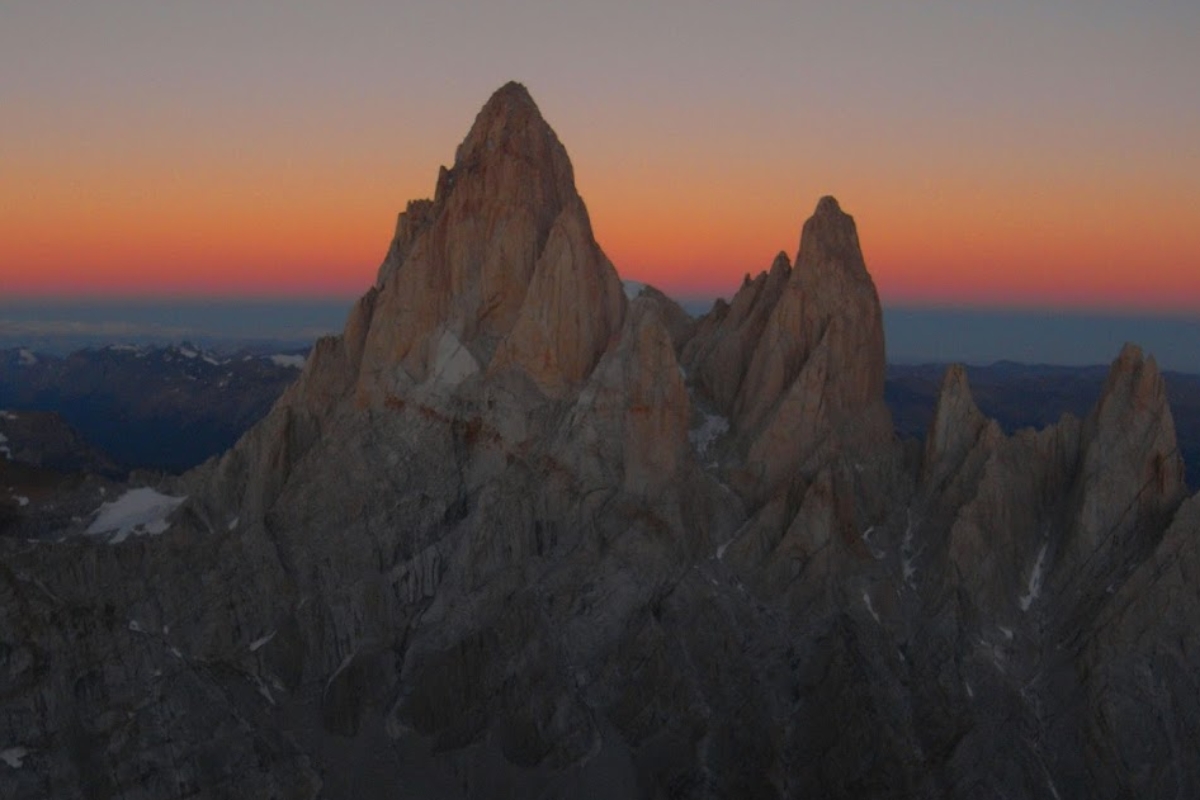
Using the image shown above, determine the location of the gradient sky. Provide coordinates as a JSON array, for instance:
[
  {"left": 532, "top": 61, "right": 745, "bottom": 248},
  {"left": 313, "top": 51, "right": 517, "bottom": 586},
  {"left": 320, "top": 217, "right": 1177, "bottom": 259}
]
[{"left": 3, "top": 1, "right": 1198, "bottom": 311}]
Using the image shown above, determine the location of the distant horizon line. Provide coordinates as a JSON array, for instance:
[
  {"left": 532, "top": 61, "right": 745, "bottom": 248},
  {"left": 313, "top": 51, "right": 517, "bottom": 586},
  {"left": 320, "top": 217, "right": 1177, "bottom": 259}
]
[
  {"left": 3, "top": 293, "right": 1199, "bottom": 320},
  {"left": 2, "top": 299, "right": 1198, "bottom": 371}
]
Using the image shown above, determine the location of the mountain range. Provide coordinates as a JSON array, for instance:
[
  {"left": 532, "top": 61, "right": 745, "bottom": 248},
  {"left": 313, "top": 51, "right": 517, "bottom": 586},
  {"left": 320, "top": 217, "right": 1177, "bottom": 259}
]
[
  {"left": 0, "top": 83, "right": 1196, "bottom": 799},
  {"left": 887, "top": 362, "right": 1200, "bottom": 491},
  {"left": 0, "top": 344, "right": 305, "bottom": 473}
]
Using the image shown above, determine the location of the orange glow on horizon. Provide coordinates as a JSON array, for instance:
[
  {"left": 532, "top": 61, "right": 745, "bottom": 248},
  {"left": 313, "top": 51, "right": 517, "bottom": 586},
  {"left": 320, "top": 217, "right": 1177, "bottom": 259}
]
[
  {"left": 3, "top": 113, "right": 1198, "bottom": 314},
  {"left": 4, "top": 5, "right": 1197, "bottom": 315}
]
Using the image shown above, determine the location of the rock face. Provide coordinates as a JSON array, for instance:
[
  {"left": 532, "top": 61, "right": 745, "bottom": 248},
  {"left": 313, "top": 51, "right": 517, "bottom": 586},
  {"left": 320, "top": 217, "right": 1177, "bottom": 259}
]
[
  {"left": 736, "top": 196, "right": 886, "bottom": 436},
  {"left": 684, "top": 197, "right": 893, "bottom": 500},
  {"left": 887, "top": 360, "right": 1200, "bottom": 494},
  {"left": 1061, "top": 345, "right": 1185, "bottom": 593},
  {"left": 682, "top": 250, "right": 791, "bottom": 414},
  {"left": 1, "top": 82, "right": 1197, "bottom": 800},
  {"left": 356, "top": 81, "right": 625, "bottom": 403}
]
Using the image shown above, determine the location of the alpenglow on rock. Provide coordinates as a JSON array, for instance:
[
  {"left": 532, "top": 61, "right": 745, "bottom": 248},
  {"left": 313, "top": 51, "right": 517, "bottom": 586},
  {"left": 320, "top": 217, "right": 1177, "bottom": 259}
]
[
  {"left": 0, "top": 83, "right": 1197, "bottom": 800},
  {"left": 357, "top": 81, "right": 626, "bottom": 402}
]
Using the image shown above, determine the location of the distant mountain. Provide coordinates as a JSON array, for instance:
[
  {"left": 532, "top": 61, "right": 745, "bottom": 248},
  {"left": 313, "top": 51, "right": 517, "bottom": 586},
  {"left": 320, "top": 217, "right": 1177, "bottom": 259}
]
[
  {"left": 0, "top": 344, "right": 306, "bottom": 472},
  {"left": 0, "top": 408, "right": 123, "bottom": 538},
  {"left": 887, "top": 361, "right": 1200, "bottom": 489},
  {"left": 0, "top": 407, "right": 120, "bottom": 477},
  {"left": 0, "top": 299, "right": 350, "bottom": 356}
]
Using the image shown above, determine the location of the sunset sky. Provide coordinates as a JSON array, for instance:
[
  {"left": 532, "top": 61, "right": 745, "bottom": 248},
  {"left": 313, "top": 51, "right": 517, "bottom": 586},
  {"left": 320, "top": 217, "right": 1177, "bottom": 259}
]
[{"left": 3, "top": 1, "right": 1198, "bottom": 312}]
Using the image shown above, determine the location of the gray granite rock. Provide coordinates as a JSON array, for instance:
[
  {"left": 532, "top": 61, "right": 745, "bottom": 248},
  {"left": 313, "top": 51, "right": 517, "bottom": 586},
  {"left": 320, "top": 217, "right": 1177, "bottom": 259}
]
[{"left": 0, "top": 83, "right": 1195, "bottom": 800}]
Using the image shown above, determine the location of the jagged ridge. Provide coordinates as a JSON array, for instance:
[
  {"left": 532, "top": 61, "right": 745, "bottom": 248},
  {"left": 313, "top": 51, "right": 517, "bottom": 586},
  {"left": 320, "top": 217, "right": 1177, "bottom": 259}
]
[{"left": 0, "top": 83, "right": 1195, "bottom": 800}]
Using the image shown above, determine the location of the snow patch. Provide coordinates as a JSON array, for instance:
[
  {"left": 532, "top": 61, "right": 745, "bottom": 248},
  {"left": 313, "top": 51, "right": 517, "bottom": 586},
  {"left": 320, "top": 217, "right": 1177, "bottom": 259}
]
[
  {"left": 861, "top": 589, "right": 881, "bottom": 624},
  {"left": 269, "top": 354, "right": 306, "bottom": 369},
  {"left": 128, "top": 619, "right": 145, "bottom": 634},
  {"left": 1019, "top": 541, "right": 1049, "bottom": 612},
  {"left": 689, "top": 413, "right": 728, "bottom": 457},
  {"left": 0, "top": 411, "right": 17, "bottom": 421},
  {"left": 178, "top": 347, "right": 198, "bottom": 359},
  {"left": 14, "top": 496, "right": 29, "bottom": 507},
  {"left": 326, "top": 652, "right": 355, "bottom": 693},
  {"left": 0, "top": 433, "right": 9, "bottom": 459},
  {"left": 249, "top": 631, "right": 276, "bottom": 652},
  {"left": 980, "top": 637, "right": 1007, "bottom": 672},
  {"left": 227, "top": 516, "right": 239, "bottom": 531},
  {"left": 0, "top": 747, "right": 28, "bottom": 769},
  {"left": 86, "top": 487, "right": 187, "bottom": 544},
  {"left": 429, "top": 329, "right": 479, "bottom": 387},
  {"left": 716, "top": 541, "right": 730, "bottom": 561},
  {"left": 17, "top": 349, "right": 37, "bottom": 365},
  {"left": 860, "top": 526, "right": 885, "bottom": 560},
  {"left": 252, "top": 673, "right": 276, "bottom": 705}
]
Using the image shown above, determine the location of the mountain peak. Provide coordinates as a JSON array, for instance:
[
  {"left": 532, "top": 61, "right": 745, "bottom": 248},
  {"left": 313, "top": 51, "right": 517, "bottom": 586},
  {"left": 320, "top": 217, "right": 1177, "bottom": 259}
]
[
  {"left": 769, "top": 250, "right": 791, "bottom": 274},
  {"left": 471, "top": 81, "right": 541, "bottom": 132},
  {"left": 488, "top": 80, "right": 536, "bottom": 108},
  {"left": 923, "top": 363, "right": 989, "bottom": 484},
  {"left": 814, "top": 195, "right": 844, "bottom": 216},
  {"left": 796, "top": 194, "right": 866, "bottom": 277},
  {"left": 352, "top": 82, "right": 622, "bottom": 400},
  {"left": 453, "top": 82, "right": 568, "bottom": 175},
  {"left": 1097, "top": 343, "right": 1164, "bottom": 418},
  {"left": 1113, "top": 342, "right": 1146, "bottom": 372}
]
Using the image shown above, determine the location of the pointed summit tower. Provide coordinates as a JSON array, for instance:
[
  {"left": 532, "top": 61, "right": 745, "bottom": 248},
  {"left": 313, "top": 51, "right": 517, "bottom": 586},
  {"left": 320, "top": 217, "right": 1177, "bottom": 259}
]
[
  {"left": 354, "top": 82, "right": 626, "bottom": 401},
  {"left": 729, "top": 196, "right": 892, "bottom": 494}
]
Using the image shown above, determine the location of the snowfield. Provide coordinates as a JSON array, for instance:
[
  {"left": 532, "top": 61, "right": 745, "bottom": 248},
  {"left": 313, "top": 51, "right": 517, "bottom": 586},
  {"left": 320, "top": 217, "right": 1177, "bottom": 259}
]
[
  {"left": 1019, "top": 541, "right": 1050, "bottom": 612},
  {"left": 689, "top": 413, "right": 729, "bottom": 457},
  {"left": 86, "top": 487, "right": 187, "bottom": 544},
  {"left": 621, "top": 280, "right": 646, "bottom": 299},
  {"left": 0, "top": 746, "right": 28, "bottom": 769},
  {"left": 269, "top": 354, "right": 306, "bottom": 369}
]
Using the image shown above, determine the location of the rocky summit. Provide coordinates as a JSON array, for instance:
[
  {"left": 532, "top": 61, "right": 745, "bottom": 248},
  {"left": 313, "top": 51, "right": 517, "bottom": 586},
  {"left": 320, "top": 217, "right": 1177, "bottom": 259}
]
[{"left": 1, "top": 83, "right": 1197, "bottom": 799}]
